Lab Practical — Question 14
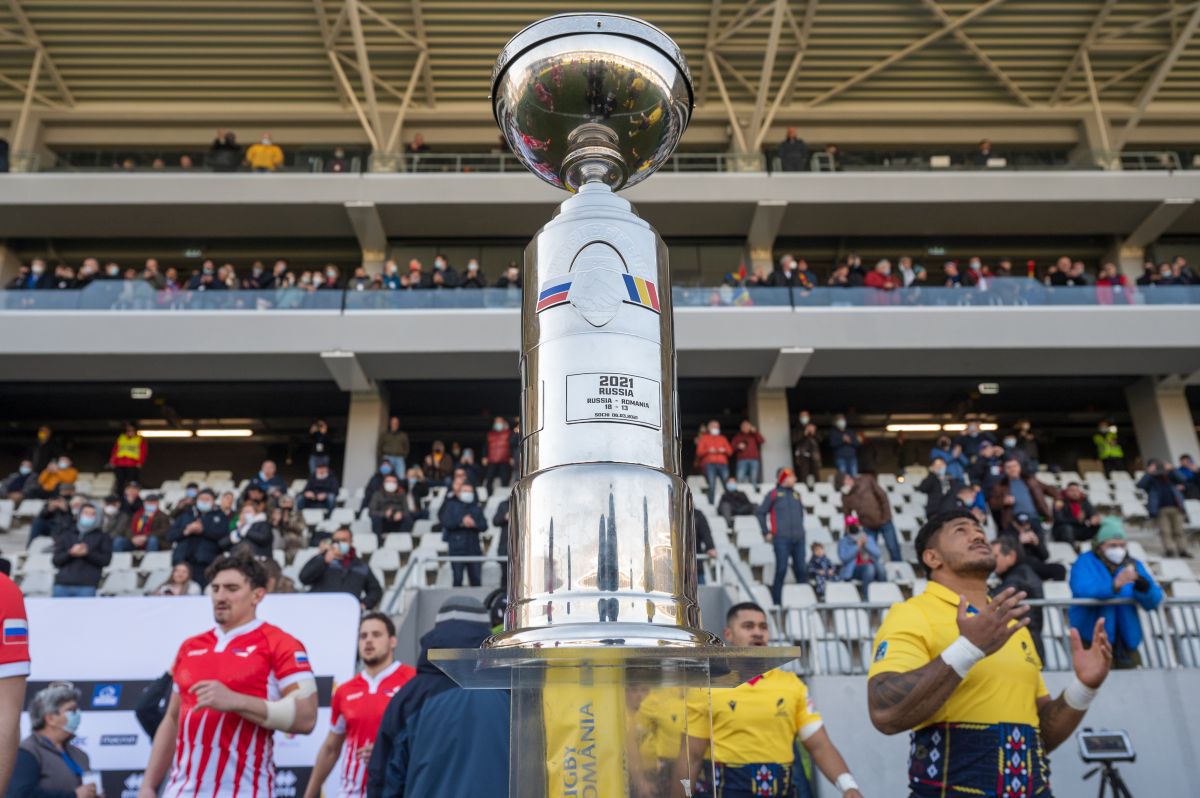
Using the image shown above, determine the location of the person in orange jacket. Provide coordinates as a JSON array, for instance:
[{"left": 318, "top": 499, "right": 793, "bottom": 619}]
[{"left": 696, "top": 420, "right": 734, "bottom": 505}]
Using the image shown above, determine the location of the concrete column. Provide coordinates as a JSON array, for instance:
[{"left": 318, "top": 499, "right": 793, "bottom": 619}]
[
  {"left": 747, "top": 379, "right": 792, "bottom": 483},
  {"left": 342, "top": 387, "right": 389, "bottom": 492},
  {"left": 1125, "top": 377, "right": 1200, "bottom": 465},
  {"left": 1101, "top": 239, "right": 1146, "bottom": 282},
  {"left": 0, "top": 246, "right": 24, "bottom": 287}
]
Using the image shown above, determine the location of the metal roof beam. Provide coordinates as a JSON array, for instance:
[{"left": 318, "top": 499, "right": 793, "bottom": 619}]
[
  {"left": 918, "top": 0, "right": 1033, "bottom": 107},
  {"left": 327, "top": 50, "right": 380, "bottom": 151},
  {"left": 807, "top": 0, "right": 1008, "bottom": 108},
  {"left": 346, "top": 0, "right": 384, "bottom": 147},
  {"left": 383, "top": 48, "right": 426, "bottom": 156},
  {"left": 312, "top": 0, "right": 352, "bottom": 107},
  {"left": 1115, "top": 1, "right": 1200, "bottom": 149},
  {"left": 409, "top": 0, "right": 434, "bottom": 106},
  {"left": 697, "top": 0, "right": 722, "bottom": 106},
  {"left": 1050, "top": 0, "right": 1119, "bottom": 105},
  {"left": 746, "top": 0, "right": 786, "bottom": 147},
  {"left": 10, "top": 46, "right": 41, "bottom": 153},
  {"left": 1094, "top": 1, "right": 1200, "bottom": 45},
  {"left": 706, "top": 50, "right": 747, "bottom": 152},
  {"left": 6, "top": 0, "right": 72, "bottom": 106},
  {"left": 1063, "top": 52, "right": 1165, "bottom": 106}
]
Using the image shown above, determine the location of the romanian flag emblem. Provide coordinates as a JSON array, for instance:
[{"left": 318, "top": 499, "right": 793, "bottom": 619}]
[
  {"left": 536, "top": 279, "right": 572, "bottom": 312},
  {"left": 621, "top": 274, "right": 660, "bottom": 313}
]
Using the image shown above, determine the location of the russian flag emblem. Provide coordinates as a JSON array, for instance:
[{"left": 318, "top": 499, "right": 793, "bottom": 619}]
[
  {"left": 3, "top": 618, "right": 28, "bottom": 645},
  {"left": 294, "top": 651, "right": 309, "bottom": 665},
  {"left": 535, "top": 279, "right": 572, "bottom": 312},
  {"left": 621, "top": 274, "right": 660, "bottom": 313}
]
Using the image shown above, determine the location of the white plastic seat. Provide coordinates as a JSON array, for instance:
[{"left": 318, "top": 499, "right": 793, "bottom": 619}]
[
  {"left": 179, "top": 471, "right": 208, "bottom": 485},
  {"left": 19, "top": 571, "right": 54, "bottom": 597},
  {"left": 884, "top": 561, "right": 916, "bottom": 585},
  {"left": 15, "top": 499, "right": 45, "bottom": 519},
  {"left": 353, "top": 533, "right": 378, "bottom": 555},
  {"left": 370, "top": 548, "right": 401, "bottom": 572},
  {"left": 1046, "top": 542, "right": 1077, "bottom": 566},
  {"left": 911, "top": 579, "right": 927, "bottom": 595},
  {"left": 292, "top": 547, "right": 322, "bottom": 572},
  {"left": 0, "top": 499, "right": 13, "bottom": 530},
  {"left": 206, "top": 470, "right": 233, "bottom": 483},
  {"left": 330, "top": 507, "right": 356, "bottom": 525},
  {"left": 301, "top": 508, "right": 326, "bottom": 528},
  {"left": 22, "top": 552, "right": 55, "bottom": 572},
  {"left": 1157, "top": 559, "right": 1195, "bottom": 583},
  {"left": 100, "top": 570, "right": 140, "bottom": 596},
  {"left": 1172, "top": 580, "right": 1200, "bottom": 597},
  {"left": 109, "top": 551, "right": 134, "bottom": 572},
  {"left": 384, "top": 533, "right": 414, "bottom": 553},
  {"left": 142, "top": 569, "right": 172, "bottom": 593},
  {"left": 27, "top": 537, "right": 54, "bottom": 555},
  {"left": 1042, "top": 581, "right": 1072, "bottom": 600},
  {"left": 139, "top": 550, "right": 172, "bottom": 573},
  {"left": 866, "top": 582, "right": 903, "bottom": 604}
]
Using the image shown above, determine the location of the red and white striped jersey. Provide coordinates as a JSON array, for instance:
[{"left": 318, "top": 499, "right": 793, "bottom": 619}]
[
  {"left": 0, "top": 573, "right": 30, "bottom": 679},
  {"left": 329, "top": 661, "right": 415, "bottom": 798},
  {"left": 165, "top": 619, "right": 313, "bottom": 798}
]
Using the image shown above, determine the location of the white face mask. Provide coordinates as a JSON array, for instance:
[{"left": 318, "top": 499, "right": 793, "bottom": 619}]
[
  {"left": 383, "top": 481, "right": 398, "bottom": 493},
  {"left": 1103, "top": 546, "right": 1127, "bottom": 565},
  {"left": 798, "top": 415, "right": 810, "bottom": 426},
  {"left": 708, "top": 427, "right": 720, "bottom": 436},
  {"left": 835, "top": 420, "right": 846, "bottom": 431},
  {"left": 458, "top": 491, "right": 475, "bottom": 503}
]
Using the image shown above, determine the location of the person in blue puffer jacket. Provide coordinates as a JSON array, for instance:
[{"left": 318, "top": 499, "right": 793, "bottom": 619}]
[{"left": 1069, "top": 517, "right": 1163, "bottom": 669}]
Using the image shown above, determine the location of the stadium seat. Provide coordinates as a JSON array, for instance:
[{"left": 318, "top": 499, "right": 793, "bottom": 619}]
[
  {"left": 15, "top": 499, "right": 45, "bottom": 519},
  {"left": 27, "top": 537, "right": 54, "bottom": 555},
  {"left": 884, "top": 561, "right": 916, "bottom": 585},
  {"left": 1046, "top": 542, "right": 1077, "bottom": 566},
  {"left": 330, "top": 507, "right": 356, "bottom": 525},
  {"left": 292, "top": 547, "right": 322, "bottom": 572},
  {"left": 19, "top": 571, "right": 54, "bottom": 597},
  {"left": 109, "top": 551, "right": 134, "bottom": 572},
  {"left": 100, "top": 570, "right": 140, "bottom": 596},
  {"left": 1157, "top": 559, "right": 1194, "bottom": 583},
  {"left": 22, "top": 552, "right": 55, "bottom": 572},
  {"left": 0, "top": 499, "right": 13, "bottom": 531},
  {"left": 139, "top": 551, "right": 172, "bottom": 573},
  {"left": 912, "top": 579, "right": 927, "bottom": 595},
  {"left": 289, "top": 479, "right": 309, "bottom": 495},
  {"left": 866, "top": 582, "right": 903, "bottom": 605},
  {"left": 1173, "top": 580, "right": 1200, "bottom": 597},
  {"left": 143, "top": 569, "right": 171, "bottom": 593},
  {"left": 383, "top": 533, "right": 414, "bottom": 553},
  {"left": 1042, "top": 581, "right": 1072, "bottom": 600},
  {"left": 179, "top": 471, "right": 207, "bottom": 485},
  {"left": 301, "top": 508, "right": 326, "bottom": 528},
  {"left": 370, "top": 548, "right": 401, "bottom": 573},
  {"left": 1184, "top": 499, "right": 1200, "bottom": 530},
  {"left": 353, "top": 533, "right": 378, "bottom": 555}
]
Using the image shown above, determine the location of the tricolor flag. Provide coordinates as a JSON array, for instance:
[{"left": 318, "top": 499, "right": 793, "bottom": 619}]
[
  {"left": 536, "top": 279, "right": 572, "bottom": 312},
  {"left": 294, "top": 651, "right": 309, "bottom": 665},
  {"left": 3, "top": 618, "right": 28, "bottom": 645},
  {"left": 621, "top": 274, "right": 660, "bottom": 313}
]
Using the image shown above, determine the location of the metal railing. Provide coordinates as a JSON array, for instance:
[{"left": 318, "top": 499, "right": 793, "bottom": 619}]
[
  {"left": 5, "top": 281, "right": 1200, "bottom": 312},
  {"left": 771, "top": 597, "right": 1200, "bottom": 676},
  {"left": 385, "top": 553, "right": 507, "bottom": 615}
]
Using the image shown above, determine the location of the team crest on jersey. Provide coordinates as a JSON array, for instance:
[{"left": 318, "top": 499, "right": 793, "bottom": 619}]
[
  {"left": 874, "top": 641, "right": 888, "bottom": 662},
  {"left": 774, "top": 698, "right": 788, "bottom": 719},
  {"left": 2, "top": 619, "right": 27, "bottom": 644},
  {"left": 231, "top": 645, "right": 257, "bottom": 658},
  {"left": 727, "top": 700, "right": 737, "bottom": 711}
]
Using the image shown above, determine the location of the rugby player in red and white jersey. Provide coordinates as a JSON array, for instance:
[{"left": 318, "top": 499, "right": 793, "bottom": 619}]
[
  {"left": 139, "top": 552, "right": 318, "bottom": 798},
  {"left": 0, "top": 572, "right": 31, "bottom": 795},
  {"left": 303, "top": 613, "right": 414, "bottom": 798}
]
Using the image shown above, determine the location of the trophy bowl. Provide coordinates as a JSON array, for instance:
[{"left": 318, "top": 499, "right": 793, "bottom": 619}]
[{"left": 492, "top": 13, "right": 693, "bottom": 192}]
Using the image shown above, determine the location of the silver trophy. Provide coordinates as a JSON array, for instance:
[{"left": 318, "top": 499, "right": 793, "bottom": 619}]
[{"left": 488, "top": 12, "right": 712, "bottom": 649}]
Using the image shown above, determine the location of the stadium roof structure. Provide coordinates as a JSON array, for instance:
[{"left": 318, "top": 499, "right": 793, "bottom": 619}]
[{"left": 1, "top": 0, "right": 1199, "bottom": 156}]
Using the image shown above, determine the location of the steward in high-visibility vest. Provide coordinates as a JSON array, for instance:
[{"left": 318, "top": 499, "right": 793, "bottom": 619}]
[{"left": 110, "top": 422, "right": 147, "bottom": 491}]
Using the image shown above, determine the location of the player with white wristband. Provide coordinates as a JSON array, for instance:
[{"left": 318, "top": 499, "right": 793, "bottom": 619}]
[
  {"left": 138, "top": 552, "right": 319, "bottom": 798},
  {"left": 866, "top": 510, "right": 1112, "bottom": 797}
]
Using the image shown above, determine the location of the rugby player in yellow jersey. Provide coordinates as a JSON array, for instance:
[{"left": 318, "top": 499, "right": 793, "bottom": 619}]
[
  {"left": 674, "top": 602, "right": 863, "bottom": 798},
  {"left": 868, "top": 510, "right": 1113, "bottom": 797}
]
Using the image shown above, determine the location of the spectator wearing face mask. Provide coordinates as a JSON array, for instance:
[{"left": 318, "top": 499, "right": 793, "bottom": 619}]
[
  {"left": 27, "top": 494, "right": 74, "bottom": 549},
  {"left": 460, "top": 259, "right": 486, "bottom": 288},
  {"left": 1178, "top": 454, "right": 1200, "bottom": 500},
  {"left": 836, "top": 518, "right": 881, "bottom": 590},
  {"left": 98, "top": 494, "right": 129, "bottom": 538},
  {"left": 1093, "top": 420, "right": 1124, "bottom": 476},
  {"left": 864, "top": 258, "right": 897, "bottom": 291},
  {"left": 730, "top": 420, "right": 764, "bottom": 489},
  {"left": 716, "top": 478, "right": 755, "bottom": 531},
  {"left": 1051, "top": 483, "right": 1102, "bottom": 548},
  {"left": 169, "top": 482, "right": 201, "bottom": 520},
  {"left": 424, "top": 440, "right": 455, "bottom": 485},
  {"left": 897, "top": 256, "right": 926, "bottom": 287},
  {"left": 326, "top": 147, "right": 350, "bottom": 173},
  {"left": 377, "top": 416, "right": 410, "bottom": 477},
  {"left": 438, "top": 478, "right": 489, "bottom": 587},
  {"left": 916, "top": 456, "right": 964, "bottom": 517},
  {"left": 244, "top": 459, "right": 287, "bottom": 500},
  {"left": 168, "top": 488, "right": 230, "bottom": 586},
  {"left": 969, "top": 441, "right": 1006, "bottom": 492},
  {"left": 114, "top": 492, "right": 168, "bottom": 552},
  {"left": 299, "top": 463, "right": 339, "bottom": 514},
  {"left": 11, "top": 683, "right": 92, "bottom": 798},
  {"left": 223, "top": 501, "right": 274, "bottom": 558},
  {"left": 756, "top": 469, "right": 807, "bottom": 605},
  {"left": 494, "top": 263, "right": 522, "bottom": 289},
  {"left": 369, "top": 473, "right": 417, "bottom": 539},
  {"left": 269, "top": 496, "right": 307, "bottom": 555},
  {"left": 483, "top": 417, "right": 514, "bottom": 496},
  {"left": 301, "top": 526, "right": 382, "bottom": 609},
  {"left": 696, "top": 420, "right": 734, "bottom": 505},
  {"left": 1070, "top": 518, "right": 1162, "bottom": 669},
  {"left": 952, "top": 421, "right": 994, "bottom": 462},
  {"left": 244, "top": 132, "right": 284, "bottom": 172},
  {"left": 51, "top": 503, "right": 112, "bottom": 598},
  {"left": 840, "top": 472, "right": 901, "bottom": 563},
  {"left": 35, "top": 456, "right": 78, "bottom": 499},
  {"left": 429, "top": 255, "right": 460, "bottom": 289},
  {"left": 828, "top": 415, "right": 860, "bottom": 477},
  {"left": 1137, "top": 459, "right": 1192, "bottom": 558},
  {"left": 4, "top": 459, "right": 37, "bottom": 502},
  {"left": 793, "top": 415, "right": 821, "bottom": 487},
  {"left": 929, "top": 435, "right": 968, "bottom": 481},
  {"left": 361, "top": 460, "right": 399, "bottom": 513}
]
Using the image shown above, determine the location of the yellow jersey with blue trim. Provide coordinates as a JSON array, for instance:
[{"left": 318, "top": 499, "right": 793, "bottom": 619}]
[{"left": 868, "top": 580, "right": 1049, "bottom": 727}]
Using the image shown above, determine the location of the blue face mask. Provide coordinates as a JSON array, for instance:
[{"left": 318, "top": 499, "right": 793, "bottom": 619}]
[
  {"left": 380, "top": 464, "right": 392, "bottom": 475},
  {"left": 186, "top": 488, "right": 198, "bottom": 498},
  {"left": 196, "top": 501, "right": 213, "bottom": 513},
  {"left": 336, "top": 541, "right": 351, "bottom": 556},
  {"left": 19, "top": 465, "right": 31, "bottom": 475},
  {"left": 64, "top": 710, "right": 81, "bottom": 734},
  {"left": 78, "top": 515, "right": 97, "bottom": 530}
]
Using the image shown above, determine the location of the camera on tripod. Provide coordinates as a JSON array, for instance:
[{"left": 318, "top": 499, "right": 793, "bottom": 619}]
[{"left": 1078, "top": 729, "right": 1135, "bottom": 798}]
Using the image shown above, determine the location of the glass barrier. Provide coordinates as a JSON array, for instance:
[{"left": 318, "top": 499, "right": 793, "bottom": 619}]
[{"left": 4, "top": 280, "right": 1199, "bottom": 311}]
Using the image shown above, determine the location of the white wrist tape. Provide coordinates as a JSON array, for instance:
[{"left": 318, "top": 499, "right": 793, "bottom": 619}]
[
  {"left": 940, "top": 636, "right": 985, "bottom": 679},
  {"left": 262, "top": 678, "right": 316, "bottom": 731},
  {"left": 1063, "top": 676, "right": 1098, "bottom": 711},
  {"left": 835, "top": 773, "right": 859, "bottom": 793}
]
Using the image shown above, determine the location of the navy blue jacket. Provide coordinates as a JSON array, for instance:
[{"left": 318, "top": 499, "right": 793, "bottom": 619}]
[
  {"left": 755, "top": 486, "right": 806, "bottom": 540},
  {"left": 1136, "top": 472, "right": 1184, "bottom": 517},
  {"left": 168, "top": 506, "right": 230, "bottom": 572},
  {"left": 827, "top": 429, "right": 860, "bottom": 461},
  {"left": 367, "top": 620, "right": 509, "bottom": 798},
  {"left": 437, "top": 497, "right": 488, "bottom": 533}
]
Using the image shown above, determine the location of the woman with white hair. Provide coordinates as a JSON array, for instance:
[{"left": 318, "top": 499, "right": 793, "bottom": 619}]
[{"left": 8, "top": 682, "right": 94, "bottom": 798}]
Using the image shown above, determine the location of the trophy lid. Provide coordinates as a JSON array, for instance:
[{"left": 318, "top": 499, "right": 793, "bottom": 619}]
[{"left": 492, "top": 13, "right": 693, "bottom": 192}]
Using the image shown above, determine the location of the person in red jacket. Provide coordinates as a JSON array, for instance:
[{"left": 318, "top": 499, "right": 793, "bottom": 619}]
[
  {"left": 730, "top": 419, "right": 765, "bottom": 490},
  {"left": 483, "top": 416, "right": 514, "bottom": 496},
  {"left": 696, "top": 420, "right": 734, "bottom": 506},
  {"left": 864, "top": 259, "right": 897, "bottom": 290},
  {"left": 109, "top": 421, "right": 147, "bottom": 492}
]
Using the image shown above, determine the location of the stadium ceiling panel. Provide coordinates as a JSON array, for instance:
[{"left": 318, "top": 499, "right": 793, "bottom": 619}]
[{"left": 0, "top": 0, "right": 1197, "bottom": 149}]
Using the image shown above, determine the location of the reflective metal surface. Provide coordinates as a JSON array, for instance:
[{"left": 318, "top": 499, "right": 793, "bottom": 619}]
[{"left": 492, "top": 13, "right": 693, "bottom": 192}]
